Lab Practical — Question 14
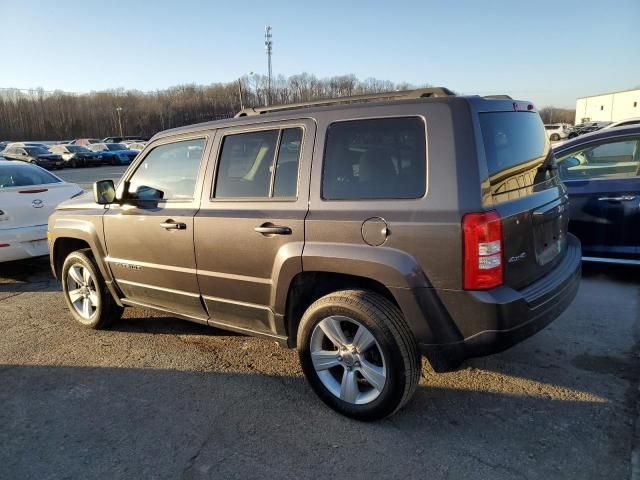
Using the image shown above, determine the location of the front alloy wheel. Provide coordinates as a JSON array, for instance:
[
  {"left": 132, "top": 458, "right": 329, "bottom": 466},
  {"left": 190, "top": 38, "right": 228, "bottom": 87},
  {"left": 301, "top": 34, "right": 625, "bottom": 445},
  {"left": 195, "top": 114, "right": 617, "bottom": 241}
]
[
  {"left": 66, "top": 263, "right": 99, "bottom": 321},
  {"left": 61, "top": 249, "right": 123, "bottom": 329}
]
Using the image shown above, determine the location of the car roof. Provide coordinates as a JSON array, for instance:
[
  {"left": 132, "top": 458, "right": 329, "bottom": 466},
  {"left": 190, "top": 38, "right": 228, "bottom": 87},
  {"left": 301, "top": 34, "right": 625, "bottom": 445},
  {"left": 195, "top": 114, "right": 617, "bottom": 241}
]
[
  {"left": 553, "top": 124, "right": 640, "bottom": 153},
  {"left": 152, "top": 94, "right": 529, "bottom": 142}
]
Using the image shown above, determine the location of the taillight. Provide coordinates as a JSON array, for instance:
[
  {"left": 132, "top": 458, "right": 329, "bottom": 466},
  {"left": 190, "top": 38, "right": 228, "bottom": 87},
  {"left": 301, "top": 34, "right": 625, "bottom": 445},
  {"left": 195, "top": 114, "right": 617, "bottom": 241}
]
[{"left": 462, "top": 210, "right": 503, "bottom": 290}]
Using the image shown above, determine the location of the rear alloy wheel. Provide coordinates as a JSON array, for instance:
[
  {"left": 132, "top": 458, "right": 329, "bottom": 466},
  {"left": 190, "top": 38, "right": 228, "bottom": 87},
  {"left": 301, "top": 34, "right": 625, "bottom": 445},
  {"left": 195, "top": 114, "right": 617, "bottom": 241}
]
[
  {"left": 61, "top": 249, "right": 123, "bottom": 329},
  {"left": 298, "top": 290, "right": 420, "bottom": 420}
]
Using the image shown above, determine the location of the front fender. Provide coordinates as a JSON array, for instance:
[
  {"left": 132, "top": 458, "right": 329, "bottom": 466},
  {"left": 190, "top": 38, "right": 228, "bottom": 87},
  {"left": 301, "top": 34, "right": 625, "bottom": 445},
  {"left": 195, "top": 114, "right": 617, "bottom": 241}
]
[{"left": 49, "top": 216, "right": 112, "bottom": 285}]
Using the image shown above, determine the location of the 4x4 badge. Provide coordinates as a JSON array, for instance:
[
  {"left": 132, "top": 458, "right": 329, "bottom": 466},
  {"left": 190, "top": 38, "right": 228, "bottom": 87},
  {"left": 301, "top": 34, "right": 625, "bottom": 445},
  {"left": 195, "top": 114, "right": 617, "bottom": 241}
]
[{"left": 508, "top": 252, "right": 527, "bottom": 263}]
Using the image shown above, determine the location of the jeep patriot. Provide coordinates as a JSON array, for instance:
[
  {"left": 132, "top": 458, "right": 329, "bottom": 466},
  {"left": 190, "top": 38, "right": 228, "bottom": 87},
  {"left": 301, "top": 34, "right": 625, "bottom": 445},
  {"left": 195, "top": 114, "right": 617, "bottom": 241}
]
[{"left": 48, "top": 88, "right": 581, "bottom": 420}]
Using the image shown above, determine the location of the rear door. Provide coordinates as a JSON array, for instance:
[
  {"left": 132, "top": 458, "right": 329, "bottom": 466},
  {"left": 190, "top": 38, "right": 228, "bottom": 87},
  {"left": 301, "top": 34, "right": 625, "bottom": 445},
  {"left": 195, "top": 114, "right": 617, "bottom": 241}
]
[
  {"left": 103, "top": 135, "right": 210, "bottom": 318},
  {"left": 477, "top": 106, "right": 570, "bottom": 289},
  {"left": 194, "top": 120, "right": 314, "bottom": 335},
  {"left": 556, "top": 136, "right": 640, "bottom": 260}
]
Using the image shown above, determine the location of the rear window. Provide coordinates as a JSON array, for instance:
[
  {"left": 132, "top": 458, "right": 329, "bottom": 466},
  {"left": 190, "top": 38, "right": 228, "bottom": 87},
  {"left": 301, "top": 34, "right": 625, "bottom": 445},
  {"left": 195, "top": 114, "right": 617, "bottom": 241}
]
[
  {"left": 0, "top": 164, "right": 62, "bottom": 188},
  {"left": 480, "top": 112, "right": 548, "bottom": 178},
  {"left": 322, "top": 117, "right": 426, "bottom": 200}
]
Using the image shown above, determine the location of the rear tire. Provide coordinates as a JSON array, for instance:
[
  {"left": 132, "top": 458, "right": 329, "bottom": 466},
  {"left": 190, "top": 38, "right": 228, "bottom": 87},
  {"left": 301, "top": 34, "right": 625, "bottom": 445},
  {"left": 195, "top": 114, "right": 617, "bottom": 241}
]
[
  {"left": 550, "top": 133, "right": 560, "bottom": 141},
  {"left": 297, "top": 290, "right": 420, "bottom": 420},
  {"left": 61, "top": 249, "right": 123, "bottom": 329}
]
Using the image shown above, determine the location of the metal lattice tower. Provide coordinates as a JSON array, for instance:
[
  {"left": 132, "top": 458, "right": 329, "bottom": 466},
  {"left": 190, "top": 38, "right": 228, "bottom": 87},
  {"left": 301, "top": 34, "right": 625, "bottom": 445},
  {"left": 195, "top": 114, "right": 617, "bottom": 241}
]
[{"left": 265, "top": 25, "right": 273, "bottom": 106}]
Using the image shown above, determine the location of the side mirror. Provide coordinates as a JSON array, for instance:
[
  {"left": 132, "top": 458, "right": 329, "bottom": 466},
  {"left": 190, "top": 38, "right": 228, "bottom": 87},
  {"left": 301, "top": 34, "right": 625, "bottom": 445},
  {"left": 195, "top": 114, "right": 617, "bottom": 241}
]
[{"left": 93, "top": 179, "right": 116, "bottom": 204}]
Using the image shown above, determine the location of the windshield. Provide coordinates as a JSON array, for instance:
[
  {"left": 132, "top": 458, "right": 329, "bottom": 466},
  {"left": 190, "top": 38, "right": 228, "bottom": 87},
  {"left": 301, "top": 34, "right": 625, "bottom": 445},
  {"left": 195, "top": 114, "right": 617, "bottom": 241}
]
[
  {"left": 106, "top": 143, "right": 127, "bottom": 151},
  {"left": 25, "top": 147, "right": 50, "bottom": 155},
  {"left": 0, "top": 163, "right": 62, "bottom": 188}
]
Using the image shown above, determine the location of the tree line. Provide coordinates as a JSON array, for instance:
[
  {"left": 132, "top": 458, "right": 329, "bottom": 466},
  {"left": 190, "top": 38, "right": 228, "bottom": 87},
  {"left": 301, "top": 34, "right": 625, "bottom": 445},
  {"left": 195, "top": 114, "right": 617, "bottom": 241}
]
[
  {"left": 0, "top": 74, "right": 416, "bottom": 141},
  {"left": 0, "top": 73, "right": 575, "bottom": 141}
]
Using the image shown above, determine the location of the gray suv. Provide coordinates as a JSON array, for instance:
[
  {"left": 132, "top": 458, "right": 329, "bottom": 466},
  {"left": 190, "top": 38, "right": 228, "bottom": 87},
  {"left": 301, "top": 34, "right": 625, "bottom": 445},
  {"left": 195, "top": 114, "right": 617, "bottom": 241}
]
[{"left": 48, "top": 88, "right": 581, "bottom": 420}]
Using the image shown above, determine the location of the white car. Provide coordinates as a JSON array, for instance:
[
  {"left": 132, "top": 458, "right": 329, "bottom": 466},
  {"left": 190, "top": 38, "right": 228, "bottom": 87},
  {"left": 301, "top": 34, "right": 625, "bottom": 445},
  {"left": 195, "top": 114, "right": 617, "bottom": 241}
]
[
  {"left": 601, "top": 117, "right": 640, "bottom": 130},
  {"left": 544, "top": 123, "right": 570, "bottom": 141},
  {"left": 0, "top": 160, "right": 83, "bottom": 262}
]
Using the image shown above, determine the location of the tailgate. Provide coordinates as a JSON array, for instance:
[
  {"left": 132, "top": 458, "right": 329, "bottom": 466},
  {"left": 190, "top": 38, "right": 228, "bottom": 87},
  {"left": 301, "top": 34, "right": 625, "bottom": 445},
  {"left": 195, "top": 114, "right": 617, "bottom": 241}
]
[{"left": 478, "top": 108, "right": 569, "bottom": 289}]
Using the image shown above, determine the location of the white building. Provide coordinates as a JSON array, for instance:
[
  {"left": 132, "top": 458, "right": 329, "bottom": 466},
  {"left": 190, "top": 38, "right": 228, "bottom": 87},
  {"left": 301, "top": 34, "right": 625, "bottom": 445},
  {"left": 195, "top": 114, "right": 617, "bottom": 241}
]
[{"left": 575, "top": 88, "right": 640, "bottom": 124}]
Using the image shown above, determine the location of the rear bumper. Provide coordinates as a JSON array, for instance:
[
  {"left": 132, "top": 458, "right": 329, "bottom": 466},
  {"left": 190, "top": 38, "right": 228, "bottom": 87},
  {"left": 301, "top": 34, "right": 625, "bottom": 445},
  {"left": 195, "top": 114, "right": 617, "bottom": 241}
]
[
  {"left": 0, "top": 224, "right": 48, "bottom": 262},
  {"left": 417, "top": 233, "right": 582, "bottom": 364}
]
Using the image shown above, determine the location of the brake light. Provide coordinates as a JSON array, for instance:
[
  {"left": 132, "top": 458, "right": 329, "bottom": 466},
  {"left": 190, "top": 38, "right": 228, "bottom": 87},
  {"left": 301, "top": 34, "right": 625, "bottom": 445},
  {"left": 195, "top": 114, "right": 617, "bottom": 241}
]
[{"left": 462, "top": 210, "right": 503, "bottom": 290}]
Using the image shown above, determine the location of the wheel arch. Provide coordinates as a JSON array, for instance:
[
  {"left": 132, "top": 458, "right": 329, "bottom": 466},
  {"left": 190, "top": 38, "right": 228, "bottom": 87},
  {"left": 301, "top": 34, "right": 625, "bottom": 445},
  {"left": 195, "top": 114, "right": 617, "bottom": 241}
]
[{"left": 283, "top": 271, "right": 402, "bottom": 348}]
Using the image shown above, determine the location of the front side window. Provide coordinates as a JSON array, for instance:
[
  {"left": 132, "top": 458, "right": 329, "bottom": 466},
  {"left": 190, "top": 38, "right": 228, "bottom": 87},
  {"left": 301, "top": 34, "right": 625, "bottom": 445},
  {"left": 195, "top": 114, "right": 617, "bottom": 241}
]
[
  {"left": 128, "top": 138, "right": 206, "bottom": 201},
  {"left": 557, "top": 138, "right": 640, "bottom": 180},
  {"left": 214, "top": 127, "right": 303, "bottom": 199},
  {"left": 322, "top": 117, "right": 426, "bottom": 200}
]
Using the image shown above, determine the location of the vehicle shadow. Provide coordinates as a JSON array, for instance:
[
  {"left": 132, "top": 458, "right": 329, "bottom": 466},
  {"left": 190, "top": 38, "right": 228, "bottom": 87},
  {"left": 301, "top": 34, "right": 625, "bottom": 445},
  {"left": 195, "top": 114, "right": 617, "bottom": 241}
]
[
  {"left": 0, "top": 256, "right": 58, "bottom": 294},
  {"left": 0, "top": 363, "right": 627, "bottom": 480},
  {"left": 113, "top": 313, "right": 241, "bottom": 338},
  {"left": 581, "top": 261, "right": 639, "bottom": 284}
]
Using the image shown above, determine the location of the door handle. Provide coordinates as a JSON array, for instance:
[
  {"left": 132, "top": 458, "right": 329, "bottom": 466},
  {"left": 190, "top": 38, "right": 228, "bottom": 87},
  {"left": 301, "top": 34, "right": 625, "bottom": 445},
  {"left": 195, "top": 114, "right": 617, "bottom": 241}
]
[
  {"left": 254, "top": 225, "right": 292, "bottom": 235},
  {"left": 160, "top": 220, "right": 187, "bottom": 230},
  {"left": 597, "top": 195, "right": 636, "bottom": 202}
]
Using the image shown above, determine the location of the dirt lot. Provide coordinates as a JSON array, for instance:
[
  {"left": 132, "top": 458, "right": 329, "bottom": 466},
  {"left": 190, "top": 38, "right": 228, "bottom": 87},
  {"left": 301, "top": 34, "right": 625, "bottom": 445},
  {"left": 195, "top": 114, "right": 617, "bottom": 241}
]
[{"left": 0, "top": 258, "right": 638, "bottom": 480}]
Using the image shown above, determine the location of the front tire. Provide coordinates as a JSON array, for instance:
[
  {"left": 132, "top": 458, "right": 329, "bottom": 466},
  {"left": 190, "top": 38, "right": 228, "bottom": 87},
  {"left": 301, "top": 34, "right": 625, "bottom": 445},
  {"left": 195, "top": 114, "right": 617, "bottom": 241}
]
[
  {"left": 61, "top": 249, "right": 123, "bottom": 329},
  {"left": 297, "top": 290, "right": 420, "bottom": 420},
  {"left": 550, "top": 133, "right": 560, "bottom": 141}
]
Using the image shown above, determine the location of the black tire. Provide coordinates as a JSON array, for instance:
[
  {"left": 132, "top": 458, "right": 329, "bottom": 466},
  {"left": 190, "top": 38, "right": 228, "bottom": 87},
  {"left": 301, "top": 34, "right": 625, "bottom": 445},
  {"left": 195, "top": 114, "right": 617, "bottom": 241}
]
[
  {"left": 550, "top": 133, "right": 560, "bottom": 141},
  {"left": 70, "top": 158, "right": 78, "bottom": 168},
  {"left": 297, "top": 290, "right": 420, "bottom": 421},
  {"left": 61, "top": 249, "right": 123, "bottom": 329}
]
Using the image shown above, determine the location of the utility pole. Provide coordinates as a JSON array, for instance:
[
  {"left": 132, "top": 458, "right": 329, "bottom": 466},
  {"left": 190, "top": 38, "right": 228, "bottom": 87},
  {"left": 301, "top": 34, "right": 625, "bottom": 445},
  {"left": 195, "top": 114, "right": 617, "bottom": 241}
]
[
  {"left": 237, "top": 79, "right": 244, "bottom": 110},
  {"left": 116, "top": 107, "right": 124, "bottom": 138},
  {"left": 265, "top": 25, "right": 272, "bottom": 106}
]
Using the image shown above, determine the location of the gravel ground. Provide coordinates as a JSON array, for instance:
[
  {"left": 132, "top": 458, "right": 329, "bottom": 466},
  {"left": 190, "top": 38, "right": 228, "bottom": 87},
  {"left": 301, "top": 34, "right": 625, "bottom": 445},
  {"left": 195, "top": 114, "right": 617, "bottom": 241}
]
[{"left": 0, "top": 258, "right": 638, "bottom": 480}]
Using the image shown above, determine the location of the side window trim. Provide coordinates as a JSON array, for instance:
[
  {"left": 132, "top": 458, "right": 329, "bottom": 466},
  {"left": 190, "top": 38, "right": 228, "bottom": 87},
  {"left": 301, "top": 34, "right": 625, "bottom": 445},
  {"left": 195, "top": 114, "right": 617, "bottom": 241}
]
[{"left": 211, "top": 125, "right": 305, "bottom": 202}]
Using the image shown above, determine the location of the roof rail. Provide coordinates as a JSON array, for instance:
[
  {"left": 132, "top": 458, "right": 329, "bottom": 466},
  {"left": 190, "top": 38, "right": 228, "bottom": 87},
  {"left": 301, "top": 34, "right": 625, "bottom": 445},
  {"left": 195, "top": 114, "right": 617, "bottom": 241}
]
[
  {"left": 235, "top": 87, "right": 456, "bottom": 117},
  {"left": 483, "top": 94, "right": 513, "bottom": 99}
]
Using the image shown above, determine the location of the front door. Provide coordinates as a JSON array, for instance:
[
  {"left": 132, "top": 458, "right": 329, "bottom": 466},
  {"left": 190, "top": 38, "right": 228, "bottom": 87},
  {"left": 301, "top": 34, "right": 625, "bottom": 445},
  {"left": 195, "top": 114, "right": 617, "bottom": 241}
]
[
  {"left": 103, "top": 135, "right": 210, "bottom": 318},
  {"left": 194, "top": 120, "right": 314, "bottom": 335},
  {"left": 557, "top": 136, "right": 640, "bottom": 260}
]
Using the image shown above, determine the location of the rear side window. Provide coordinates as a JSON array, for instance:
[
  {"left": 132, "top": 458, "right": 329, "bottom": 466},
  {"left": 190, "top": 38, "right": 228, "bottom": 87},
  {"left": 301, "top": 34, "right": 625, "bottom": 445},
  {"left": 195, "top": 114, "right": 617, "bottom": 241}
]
[
  {"left": 0, "top": 164, "right": 61, "bottom": 188},
  {"left": 215, "top": 127, "right": 302, "bottom": 199},
  {"left": 480, "top": 112, "right": 548, "bottom": 178},
  {"left": 322, "top": 117, "right": 426, "bottom": 200}
]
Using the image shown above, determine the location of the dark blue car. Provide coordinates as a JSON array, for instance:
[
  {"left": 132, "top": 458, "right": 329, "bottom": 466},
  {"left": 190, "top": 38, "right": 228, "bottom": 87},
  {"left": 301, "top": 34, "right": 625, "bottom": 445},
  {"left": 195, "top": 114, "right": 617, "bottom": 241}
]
[
  {"left": 88, "top": 142, "right": 138, "bottom": 165},
  {"left": 553, "top": 125, "right": 640, "bottom": 264}
]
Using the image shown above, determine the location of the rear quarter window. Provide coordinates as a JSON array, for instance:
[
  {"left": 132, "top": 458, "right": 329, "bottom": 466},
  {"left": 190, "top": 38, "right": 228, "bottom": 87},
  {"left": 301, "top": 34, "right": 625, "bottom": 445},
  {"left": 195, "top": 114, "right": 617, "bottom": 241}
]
[{"left": 322, "top": 117, "right": 426, "bottom": 200}]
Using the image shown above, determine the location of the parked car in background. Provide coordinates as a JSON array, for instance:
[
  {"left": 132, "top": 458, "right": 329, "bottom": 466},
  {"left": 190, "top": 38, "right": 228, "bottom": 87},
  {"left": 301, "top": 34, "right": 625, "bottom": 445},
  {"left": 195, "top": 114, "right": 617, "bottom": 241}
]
[
  {"left": 5, "top": 142, "right": 51, "bottom": 150},
  {"left": 601, "top": 117, "right": 640, "bottom": 130},
  {"left": 126, "top": 141, "right": 147, "bottom": 152},
  {"left": 554, "top": 124, "right": 640, "bottom": 264},
  {"left": 544, "top": 123, "right": 570, "bottom": 141},
  {"left": 48, "top": 145, "right": 103, "bottom": 168},
  {"left": 48, "top": 89, "right": 581, "bottom": 420},
  {"left": 567, "top": 121, "right": 611, "bottom": 139},
  {"left": 2, "top": 145, "right": 65, "bottom": 170},
  {"left": 87, "top": 143, "right": 138, "bottom": 165},
  {"left": 102, "top": 136, "right": 148, "bottom": 144},
  {"left": 0, "top": 160, "right": 83, "bottom": 262},
  {"left": 68, "top": 138, "right": 101, "bottom": 147}
]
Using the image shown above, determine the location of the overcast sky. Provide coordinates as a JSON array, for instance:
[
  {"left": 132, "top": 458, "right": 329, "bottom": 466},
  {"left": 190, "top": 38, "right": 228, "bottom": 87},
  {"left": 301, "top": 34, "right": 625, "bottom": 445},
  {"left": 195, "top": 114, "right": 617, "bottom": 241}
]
[{"left": 1, "top": 0, "right": 638, "bottom": 108}]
